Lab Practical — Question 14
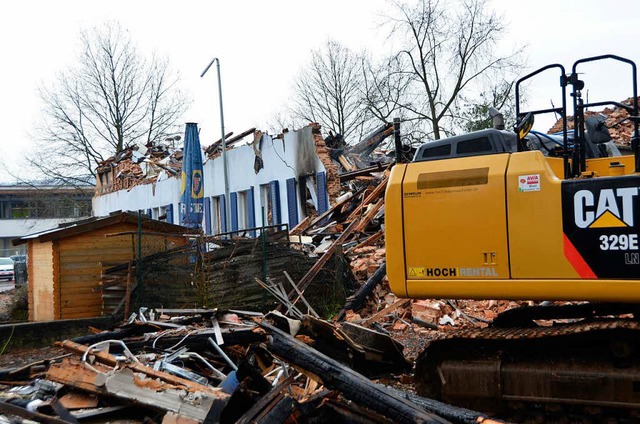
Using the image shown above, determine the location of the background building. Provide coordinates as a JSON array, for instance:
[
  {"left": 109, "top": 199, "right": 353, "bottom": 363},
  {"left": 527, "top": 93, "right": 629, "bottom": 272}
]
[{"left": 0, "top": 182, "right": 93, "bottom": 257}]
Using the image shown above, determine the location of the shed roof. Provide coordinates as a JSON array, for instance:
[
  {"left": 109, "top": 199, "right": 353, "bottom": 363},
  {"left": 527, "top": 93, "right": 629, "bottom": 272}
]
[{"left": 13, "top": 211, "right": 194, "bottom": 246}]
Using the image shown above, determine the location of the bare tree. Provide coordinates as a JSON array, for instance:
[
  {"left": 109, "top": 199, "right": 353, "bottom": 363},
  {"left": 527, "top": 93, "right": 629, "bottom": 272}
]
[
  {"left": 30, "top": 21, "right": 188, "bottom": 185},
  {"left": 458, "top": 77, "right": 517, "bottom": 133},
  {"left": 360, "top": 54, "right": 429, "bottom": 145},
  {"left": 361, "top": 55, "right": 406, "bottom": 126},
  {"left": 388, "top": 0, "right": 523, "bottom": 140},
  {"left": 289, "top": 40, "right": 375, "bottom": 142}
]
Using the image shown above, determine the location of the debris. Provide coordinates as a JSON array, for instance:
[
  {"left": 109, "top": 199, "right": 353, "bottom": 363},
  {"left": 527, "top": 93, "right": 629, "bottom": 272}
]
[
  {"left": 1, "top": 121, "right": 550, "bottom": 423},
  {"left": 1, "top": 300, "right": 513, "bottom": 424},
  {"left": 262, "top": 322, "right": 449, "bottom": 424}
]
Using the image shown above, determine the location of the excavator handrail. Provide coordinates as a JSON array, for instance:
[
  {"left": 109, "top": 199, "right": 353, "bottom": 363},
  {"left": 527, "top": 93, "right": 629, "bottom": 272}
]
[
  {"left": 571, "top": 54, "right": 639, "bottom": 174},
  {"left": 515, "top": 63, "right": 570, "bottom": 178}
]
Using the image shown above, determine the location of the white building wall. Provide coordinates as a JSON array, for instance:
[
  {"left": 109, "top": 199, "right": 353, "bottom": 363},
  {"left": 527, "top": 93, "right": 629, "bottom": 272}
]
[
  {"left": 92, "top": 126, "right": 327, "bottom": 232},
  {"left": 1, "top": 218, "right": 77, "bottom": 256},
  {"left": 92, "top": 176, "right": 180, "bottom": 222},
  {"left": 0, "top": 219, "right": 78, "bottom": 239}
]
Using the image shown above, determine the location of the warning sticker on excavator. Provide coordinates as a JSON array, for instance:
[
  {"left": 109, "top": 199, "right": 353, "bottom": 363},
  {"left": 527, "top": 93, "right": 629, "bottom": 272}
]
[
  {"left": 409, "top": 267, "right": 426, "bottom": 277},
  {"left": 518, "top": 174, "right": 540, "bottom": 192}
]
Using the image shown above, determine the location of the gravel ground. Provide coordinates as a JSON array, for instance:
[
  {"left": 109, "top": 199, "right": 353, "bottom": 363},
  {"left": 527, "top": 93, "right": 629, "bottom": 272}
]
[{"left": 0, "top": 346, "right": 67, "bottom": 369}]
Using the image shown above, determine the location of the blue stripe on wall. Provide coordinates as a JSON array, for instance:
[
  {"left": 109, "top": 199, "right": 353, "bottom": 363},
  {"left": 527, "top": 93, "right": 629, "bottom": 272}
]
[
  {"left": 204, "top": 197, "right": 212, "bottom": 234},
  {"left": 230, "top": 192, "right": 238, "bottom": 232},
  {"left": 286, "top": 178, "right": 298, "bottom": 228},
  {"left": 316, "top": 171, "right": 328, "bottom": 215},
  {"left": 248, "top": 187, "right": 256, "bottom": 237},
  {"left": 269, "top": 180, "right": 281, "bottom": 224},
  {"left": 166, "top": 204, "right": 174, "bottom": 224},
  {"left": 220, "top": 195, "right": 227, "bottom": 233}
]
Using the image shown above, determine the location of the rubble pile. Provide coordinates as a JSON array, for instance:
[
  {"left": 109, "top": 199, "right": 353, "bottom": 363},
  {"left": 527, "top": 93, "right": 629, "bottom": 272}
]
[
  {"left": 95, "top": 141, "right": 184, "bottom": 195},
  {"left": 284, "top": 122, "right": 567, "bottom": 348},
  {"left": 94, "top": 126, "right": 262, "bottom": 197},
  {"left": 203, "top": 128, "right": 256, "bottom": 160},
  {"left": 547, "top": 96, "right": 640, "bottom": 150},
  {"left": 0, "top": 120, "right": 567, "bottom": 422},
  {"left": 0, "top": 309, "right": 502, "bottom": 423}
]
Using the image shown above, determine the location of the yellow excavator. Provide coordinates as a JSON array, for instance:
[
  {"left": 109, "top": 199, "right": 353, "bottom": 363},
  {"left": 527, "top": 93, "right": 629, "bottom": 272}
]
[{"left": 386, "top": 54, "right": 640, "bottom": 418}]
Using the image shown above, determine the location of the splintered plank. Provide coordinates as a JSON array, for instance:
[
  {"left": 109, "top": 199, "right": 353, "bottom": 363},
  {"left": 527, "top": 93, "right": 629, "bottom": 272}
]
[
  {"left": 263, "top": 323, "right": 449, "bottom": 424},
  {"left": 363, "top": 299, "right": 411, "bottom": 327}
]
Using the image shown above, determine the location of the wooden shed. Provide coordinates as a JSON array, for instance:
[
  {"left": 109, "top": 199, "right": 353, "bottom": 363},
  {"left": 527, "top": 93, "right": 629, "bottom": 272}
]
[{"left": 13, "top": 212, "right": 191, "bottom": 321}]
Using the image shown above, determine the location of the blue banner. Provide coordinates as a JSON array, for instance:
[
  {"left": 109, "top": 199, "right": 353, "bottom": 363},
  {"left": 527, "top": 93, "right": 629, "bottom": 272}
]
[{"left": 180, "top": 123, "right": 204, "bottom": 229}]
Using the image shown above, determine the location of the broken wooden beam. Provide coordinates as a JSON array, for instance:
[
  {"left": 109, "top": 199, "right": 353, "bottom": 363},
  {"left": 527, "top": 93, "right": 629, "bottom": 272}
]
[
  {"left": 47, "top": 358, "right": 226, "bottom": 423},
  {"left": 288, "top": 215, "right": 363, "bottom": 306},
  {"left": 225, "top": 127, "right": 257, "bottom": 146},
  {"left": 46, "top": 359, "right": 109, "bottom": 394},
  {"left": 384, "top": 385, "right": 507, "bottom": 424},
  {"left": 289, "top": 216, "right": 313, "bottom": 236},
  {"left": 352, "top": 198, "right": 384, "bottom": 233},
  {"left": 56, "top": 340, "right": 226, "bottom": 398},
  {"left": 235, "top": 375, "right": 296, "bottom": 424},
  {"left": 297, "top": 188, "right": 361, "bottom": 235},
  {"left": 262, "top": 322, "right": 450, "bottom": 424},
  {"left": 346, "top": 230, "right": 384, "bottom": 254},
  {"left": 346, "top": 174, "right": 389, "bottom": 222},
  {"left": 335, "top": 262, "right": 386, "bottom": 322},
  {"left": 0, "top": 399, "right": 72, "bottom": 424},
  {"left": 349, "top": 123, "right": 394, "bottom": 155},
  {"left": 338, "top": 162, "right": 385, "bottom": 182},
  {"left": 363, "top": 299, "right": 411, "bottom": 327}
]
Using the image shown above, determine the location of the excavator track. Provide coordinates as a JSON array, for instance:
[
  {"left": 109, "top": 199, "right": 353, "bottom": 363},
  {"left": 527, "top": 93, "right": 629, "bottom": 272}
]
[{"left": 415, "top": 318, "right": 640, "bottom": 422}]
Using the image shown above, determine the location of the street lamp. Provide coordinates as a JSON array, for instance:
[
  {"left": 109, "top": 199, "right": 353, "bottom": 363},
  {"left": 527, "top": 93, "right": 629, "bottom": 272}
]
[{"left": 201, "top": 57, "right": 231, "bottom": 233}]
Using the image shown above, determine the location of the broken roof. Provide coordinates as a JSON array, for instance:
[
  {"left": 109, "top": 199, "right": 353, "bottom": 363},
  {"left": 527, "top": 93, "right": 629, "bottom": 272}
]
[{"left": 13, "top": 211, "right": 194, "bottom": 246}]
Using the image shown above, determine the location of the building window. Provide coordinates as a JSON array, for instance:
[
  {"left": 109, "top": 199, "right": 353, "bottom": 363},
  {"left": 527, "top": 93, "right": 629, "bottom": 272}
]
[
  {"left": 151, "top": 206, "right": 168, "bottom": 222},
  {"left": 238, "top": 190, "right": 250, "bottom": 230},
  {"left": 0, "top": 196, "right": 91, "bottom": 219},
  {"left": 260, "top": 184, "right": 272, "bottom": 226},
  {"left": 212, "top": 196, "right": 223, "bottom": 234}
]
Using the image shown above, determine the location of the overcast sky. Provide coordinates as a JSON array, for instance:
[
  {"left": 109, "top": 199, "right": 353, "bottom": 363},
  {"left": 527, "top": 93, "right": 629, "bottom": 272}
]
[{"left": 1, "top": 0, "right": 639, "bottom": 181}]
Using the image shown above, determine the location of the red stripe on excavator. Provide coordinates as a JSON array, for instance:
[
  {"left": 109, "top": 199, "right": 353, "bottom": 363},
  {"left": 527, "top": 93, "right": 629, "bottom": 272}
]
[{"left": 563, "top": 234, "right": 597, "bottom": 279}]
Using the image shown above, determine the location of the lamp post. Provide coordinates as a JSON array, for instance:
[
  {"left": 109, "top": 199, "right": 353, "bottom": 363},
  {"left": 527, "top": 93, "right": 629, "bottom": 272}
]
[{"left": 201, "top": 57, "right": 231, "bottom": 233}]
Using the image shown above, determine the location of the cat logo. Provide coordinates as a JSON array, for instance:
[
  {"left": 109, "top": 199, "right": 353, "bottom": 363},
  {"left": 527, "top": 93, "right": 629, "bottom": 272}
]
[{"left": 574, "top": 188, "right": 637, "bottom": 229}]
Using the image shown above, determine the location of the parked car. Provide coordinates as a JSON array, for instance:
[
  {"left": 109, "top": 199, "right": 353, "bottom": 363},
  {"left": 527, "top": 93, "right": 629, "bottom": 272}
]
[{"left": 0, "top": 257, "right": 14, "bottom": 281}]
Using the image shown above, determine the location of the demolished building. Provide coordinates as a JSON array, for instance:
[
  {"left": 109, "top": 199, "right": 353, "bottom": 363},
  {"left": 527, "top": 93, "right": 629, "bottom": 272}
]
[{"left": 92, "top": 124, "right": 341, "bottom": 234}]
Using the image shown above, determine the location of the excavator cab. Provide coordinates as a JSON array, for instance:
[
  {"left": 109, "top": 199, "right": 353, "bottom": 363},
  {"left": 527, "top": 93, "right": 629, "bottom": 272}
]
[{"left": 386, "top": 54, "right": 640, "bottom": 302}]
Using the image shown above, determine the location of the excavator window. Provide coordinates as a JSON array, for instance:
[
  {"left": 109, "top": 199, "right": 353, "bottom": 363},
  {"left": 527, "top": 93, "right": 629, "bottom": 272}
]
[
  {"left": 456, "top": 137, "right": 493, "bottom": 154},
  {"left": 421, "top": 144, "right": 451, "bottom": 159}
]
